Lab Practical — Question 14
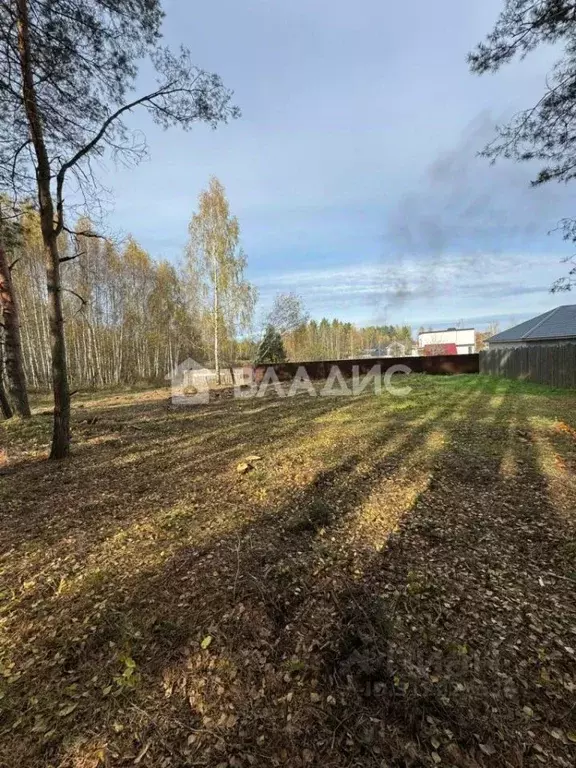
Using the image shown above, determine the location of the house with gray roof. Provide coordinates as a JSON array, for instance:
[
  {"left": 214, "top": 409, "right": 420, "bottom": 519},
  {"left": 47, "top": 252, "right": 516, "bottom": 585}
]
[{"left": 488, "top": 305, "right": 576, "bottom": 349}]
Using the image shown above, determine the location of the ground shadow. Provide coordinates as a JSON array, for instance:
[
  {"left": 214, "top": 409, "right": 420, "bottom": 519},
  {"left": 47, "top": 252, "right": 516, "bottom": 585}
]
[{"left": 0, "top": 377, "right": 575, "bottom": 767}]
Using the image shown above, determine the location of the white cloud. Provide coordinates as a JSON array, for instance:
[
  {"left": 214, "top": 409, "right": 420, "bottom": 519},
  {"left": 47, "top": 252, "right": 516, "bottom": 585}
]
[{"left": 253, "top": 251, "right": 565, "bottom": 328}]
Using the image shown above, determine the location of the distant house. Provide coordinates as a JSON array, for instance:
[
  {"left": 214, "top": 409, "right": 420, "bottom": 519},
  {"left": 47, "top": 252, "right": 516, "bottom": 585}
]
[
  {"left": 165, "top": 358, "right": 213, "bottom": 387},
  {"left": 165, "top": 359, "right": 241, "bottom": 389},
  {"left": 418, "top": 327, "right": 476, "bottom": 356},
  {"left": 359, "top": 347, "right": 385, "bottom": 358},
  {"left": 383, "top": 341, "right": 407, "bottom": 357},
  {"left": 487, "top": 305, "right": 576, "bottom": 349},
  {"left": 360, "top": 343, "right": 402, "bottom": 358},
  {"left": 358, "top": 342, "right": 411, "bottom": 358},
  {"left": 422, "top": 342, "right": 458, "bottom": 356}
]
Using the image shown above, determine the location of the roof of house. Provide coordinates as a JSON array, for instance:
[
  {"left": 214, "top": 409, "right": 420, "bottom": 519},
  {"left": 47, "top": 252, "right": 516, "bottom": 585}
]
[
  {"left": 488, "top": 305, "right": 576, "bottom": 343},
  {"left": 418, "top": 327, "right": 474, "bottom": 334}
]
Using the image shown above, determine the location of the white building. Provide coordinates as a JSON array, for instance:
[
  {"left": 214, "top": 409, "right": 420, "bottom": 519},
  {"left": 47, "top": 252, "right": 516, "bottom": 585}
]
[{"left": 418, "top": 327, "right": 476, "bottom": 355}]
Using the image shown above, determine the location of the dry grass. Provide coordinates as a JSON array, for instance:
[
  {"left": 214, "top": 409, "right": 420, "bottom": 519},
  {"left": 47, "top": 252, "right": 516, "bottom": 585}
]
[{"left": 0, "top": 374, "right": 575, "bottom": 767}]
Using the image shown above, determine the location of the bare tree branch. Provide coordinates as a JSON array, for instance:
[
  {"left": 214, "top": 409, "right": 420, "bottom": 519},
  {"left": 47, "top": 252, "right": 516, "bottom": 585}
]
[
  {"left": 61, "top": 224, "right": 105, "bottom": 240},
  {"left": 62, "top": 287, "right": 87, "bottom": 309},
  {"left": 54, "top": 82, "right": 180, "bottom": 234},
  {"left": 59, "top": 250, "right": 85, "bottom": 264}
]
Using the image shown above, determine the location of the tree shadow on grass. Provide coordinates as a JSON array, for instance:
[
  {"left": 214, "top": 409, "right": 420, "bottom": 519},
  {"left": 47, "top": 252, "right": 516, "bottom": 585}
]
[
  {"left": 309, "top": 379, "right": 576, "bottom": 768},
  {"left": 0, "top": 390, "right": 372, "bottom": 564},
  {"left": 0, "top": 379, "right": 477, "bottom": 763},
  {"left": 1, "top": 378, "right": 575, "bottom": 767}
]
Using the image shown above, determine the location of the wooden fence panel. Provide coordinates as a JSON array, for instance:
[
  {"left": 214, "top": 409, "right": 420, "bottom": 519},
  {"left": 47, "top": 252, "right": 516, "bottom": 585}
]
[{"left": 480, "top": 344, "right": 576, "bottom": 388}]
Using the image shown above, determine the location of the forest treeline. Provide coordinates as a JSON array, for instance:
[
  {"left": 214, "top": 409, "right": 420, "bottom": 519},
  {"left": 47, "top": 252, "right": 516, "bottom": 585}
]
[
  {"left": 4, "top": 207, "right": 415, "bottom": 390},
  {"left": 281, "top": 320, "right": 413, "bottom": 363},
  {"left": 1, "top": 0, "right": 574, "bottom": 460},
  {"left": 0, "top": 0, "right": 242, "bottom": 456},
  {"left": 6, "top": 206, "right": 251, "bottom": 389}
]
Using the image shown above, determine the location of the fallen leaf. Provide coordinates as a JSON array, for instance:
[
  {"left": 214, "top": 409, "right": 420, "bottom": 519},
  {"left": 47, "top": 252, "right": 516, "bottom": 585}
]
[{"left": 58, "top": 703, "right": 78, "bottom": 717}]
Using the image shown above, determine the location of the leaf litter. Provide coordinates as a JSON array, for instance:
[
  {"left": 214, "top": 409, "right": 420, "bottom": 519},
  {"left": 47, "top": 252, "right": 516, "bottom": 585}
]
[{"left": 0, "top": 375, "right": 574, "bottom": 767}]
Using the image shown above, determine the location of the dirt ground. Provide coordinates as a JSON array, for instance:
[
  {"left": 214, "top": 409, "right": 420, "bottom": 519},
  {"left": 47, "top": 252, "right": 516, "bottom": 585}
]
[{"left": 0, "top": 374, "right": 575, "bottom": 768}]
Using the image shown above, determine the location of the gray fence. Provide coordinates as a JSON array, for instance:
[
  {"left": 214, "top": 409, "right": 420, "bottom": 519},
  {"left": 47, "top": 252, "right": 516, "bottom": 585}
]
[{"left": 480, "top": 345, "right": 576, "bottom": 389}]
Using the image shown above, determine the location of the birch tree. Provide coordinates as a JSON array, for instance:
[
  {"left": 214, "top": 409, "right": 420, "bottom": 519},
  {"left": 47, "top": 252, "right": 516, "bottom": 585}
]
[
  {"left": 0, "top": 0, "right": 238, "bottom": 458},
  {"left": 186, "top": 178, "right": 257, "bottom": 382},
  {"left": 266, "top": 293, "right": 309, "bottom": 338},
  {"left": 10, "top": 208, "right": 207, "bottom": 389}
]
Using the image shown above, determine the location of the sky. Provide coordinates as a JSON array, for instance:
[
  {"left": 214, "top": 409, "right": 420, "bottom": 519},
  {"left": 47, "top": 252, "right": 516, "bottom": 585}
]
[{"left": 95, "top": 0, "right": 576, "bottom": 333}]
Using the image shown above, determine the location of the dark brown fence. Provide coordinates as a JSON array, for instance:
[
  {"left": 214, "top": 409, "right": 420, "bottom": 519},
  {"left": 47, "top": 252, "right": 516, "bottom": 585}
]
[
  {"left": 480, "top": 345, "right": 576, "bottom": 389},
  {"left": 253, "top": 353, "right": 479, "bottom": 382}
]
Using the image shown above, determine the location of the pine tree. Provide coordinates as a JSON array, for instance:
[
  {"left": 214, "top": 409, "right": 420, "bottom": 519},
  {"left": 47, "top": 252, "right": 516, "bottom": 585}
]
[
  {"left": 0, "top": 0, "right": 238, "bottom": 457},
  {"left": 469, "top": 1, "right": 576, "bottom": 290},
  {"left": 255, "top": 326, "right": 287, "bottom": 364}
]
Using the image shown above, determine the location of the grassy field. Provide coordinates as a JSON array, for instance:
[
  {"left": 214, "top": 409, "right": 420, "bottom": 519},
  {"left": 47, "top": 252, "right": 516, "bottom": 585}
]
[{"left": 1, "top": 374, "right": 575, "bottom": 768}]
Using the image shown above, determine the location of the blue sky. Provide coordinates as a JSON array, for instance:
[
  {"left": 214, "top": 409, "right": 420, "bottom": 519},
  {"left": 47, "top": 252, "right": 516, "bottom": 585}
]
[{"left": 95, "top": 0, "right": 576, "bottom": 333}]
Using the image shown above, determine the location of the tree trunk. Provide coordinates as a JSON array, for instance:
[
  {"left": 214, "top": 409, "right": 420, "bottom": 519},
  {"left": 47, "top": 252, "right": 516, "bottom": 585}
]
[
  {"left": 43, "top": 228, "right": 69, "bottom": 457},
  {"left": 0, "top": 379, "right": 12, "bottom": 420},
  {"left": 17, "top": 0, "right": 70, "bottom": 457},
  {"left": 0, "top": 322, "right": 13, "bottom": 419},
  {"left": 0, "top": 245, "right": 31, "bottom": 417},
  {"left": 214, "top": 284, "right": 220, "bottom": 383}
]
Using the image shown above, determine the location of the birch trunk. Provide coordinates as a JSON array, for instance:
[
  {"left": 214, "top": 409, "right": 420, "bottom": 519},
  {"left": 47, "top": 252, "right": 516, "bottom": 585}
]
[{"left": 214, "top": 283, "right": 220, "bottom": 383}]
